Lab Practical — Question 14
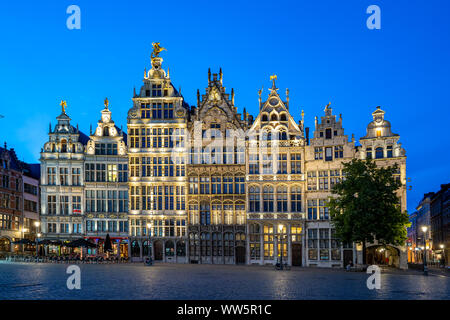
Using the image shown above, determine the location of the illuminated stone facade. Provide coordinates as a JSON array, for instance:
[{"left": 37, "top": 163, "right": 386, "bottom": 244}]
[
  {"left": 39, "top": 109, "right": 88, "bottom": 242},
  {"left": 127, "top": 55, "right": 189, "bottom": 262},
  {"left": 186, "top": 70, "right": 250, "bottom": 264},
  {"left": 37, "top": 47, "right": 408, "bottom": 268},
  {"left": 84, "top": 103, "right": 129, "bottom": 256}
]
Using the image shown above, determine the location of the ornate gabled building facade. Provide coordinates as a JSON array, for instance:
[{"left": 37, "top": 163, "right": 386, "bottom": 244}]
[
  {"left": 246, "top": 76, "right": 306, "bottom": 266},
  {"left": 84, "top": 100, "right": 129, "bottom": 256},
  {"left": 40, "top": 103, "right": 89, "bottom": 248},
  {"left": 356, "top": 106, "right": 408, "bottom": 268},
  {"left": 33, "top": 45, "right": 409, "bottom": 268},
  {"left": 127, "top": 47, "right": 190, "bottom": 262},
  {"left": 186, "top": 69, "right": 249, "bottom": 264},
  {"left": 304, "top": 103, "right": 356, "bottom": 267}
]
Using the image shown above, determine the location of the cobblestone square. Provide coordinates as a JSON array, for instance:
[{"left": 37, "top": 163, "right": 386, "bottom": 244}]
[{"left": 0, "top": 262, "right": 448, "bottom": 300}]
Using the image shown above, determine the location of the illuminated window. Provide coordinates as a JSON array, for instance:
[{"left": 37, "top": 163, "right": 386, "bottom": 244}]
[{"left": 107, "top": 164, "right": 118, "bottom": 182}]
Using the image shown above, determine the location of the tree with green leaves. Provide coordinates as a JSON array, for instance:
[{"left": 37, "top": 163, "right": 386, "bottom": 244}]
[{"left": 328, "top": 159, "right": 410, "bottom": 264}]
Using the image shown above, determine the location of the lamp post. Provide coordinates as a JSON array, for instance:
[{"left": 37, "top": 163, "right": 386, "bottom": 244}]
[
  {"left": 147, "top": 223, "right": 153, "bottom": 262},
  {"left": 278, "top": 224, "right": 284, "bottom": 270},
  {"left": 21, "top": 227, "right": 28, "bottom": 253},
  {"left": 440, "top": 244, "right": 445, "bottom": 267},
  {"left": 421, "top": 226, "right": 428, "bottom": 276},
  {"left": 34, "top": 221, "right": 41, "bottom": 256}
]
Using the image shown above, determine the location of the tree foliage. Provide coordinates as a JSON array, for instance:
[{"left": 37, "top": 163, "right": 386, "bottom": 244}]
[{"left": 328, "top": 159, "right": 410, "bottom": 248}]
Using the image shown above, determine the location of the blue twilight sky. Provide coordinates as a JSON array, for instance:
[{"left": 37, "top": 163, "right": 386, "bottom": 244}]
[{"left": 0, "top": 0, "right": 449, "bottom": 214}]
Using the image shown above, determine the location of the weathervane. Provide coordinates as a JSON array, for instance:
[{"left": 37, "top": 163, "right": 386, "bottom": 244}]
[
  {"left": 270, "top": 74, "right": 277, "bottom": 89},
  {"left": 60, "top": 100, "right": 67, "bottom": 114},
  {"left": 151, "top": 42, "right": 166, "bottom": 61}
]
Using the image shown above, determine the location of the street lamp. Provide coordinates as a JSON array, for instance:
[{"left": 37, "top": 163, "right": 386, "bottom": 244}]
[
  {"left": 421, "top": 226, "right": 428, "bottom": 276},
  {"left": 440, "top": 244, "right": 445, "bottom": 267},
  {"left": 147, "top": 223, "right": 153, "bottom": 263},
  {"left": 21, "top": 227, "right": 28, "bottom": 253},
  {"left": 278, "top": 224, "right": 284, "bottom": 270},
  {"left": 34, "top": 221, "right": 41, "bottom": 257}
]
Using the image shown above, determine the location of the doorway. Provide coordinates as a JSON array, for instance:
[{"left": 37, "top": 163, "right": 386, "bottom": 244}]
[
  {"left": 343, "top": 250, "right": 353, "bottom": 266},
  {"left": 235, "top": 246, "right": 245, "bottom": 264},
  {"left": 292, "top": 243, "right": 302, "bottom": 266},
  {"left": 154, "top": 240, "right": 163, "bottom": 261}
]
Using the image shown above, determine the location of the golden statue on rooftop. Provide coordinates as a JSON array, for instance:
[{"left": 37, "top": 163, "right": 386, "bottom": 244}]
[
  {"left": 104, "top": 97, "right": 109, "bottom": 108},
  {"left": 151, "top": 42, "right": 166, "bottom": 60},
  {"left": 60, "top": 100, "right": 67, "bottom": 114}
]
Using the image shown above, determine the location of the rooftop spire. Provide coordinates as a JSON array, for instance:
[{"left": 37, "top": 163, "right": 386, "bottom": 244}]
[
  {"left": 270, "top": 74, "right": 278, "bottom": 91},
  {"left": 104, "top": 97, "right": 109, "bottom": 109}
]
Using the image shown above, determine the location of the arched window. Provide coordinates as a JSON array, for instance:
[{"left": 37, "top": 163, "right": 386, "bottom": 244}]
[
  {"left": 165, "top": 240, "right": 174, "bottom": 256},
  {"left": 61, "top": 140, "right": 67, "bottom": 153},
  {"left": 224, "top": 203, "right": 233, "bottom": 225},
  {"left": 103, "top": 127, "right": 109, "bottom": 136},
  {"left": 235, "top": 203, "right": 245, "bottom": 225},
  {"left": 189, "top": 203, "right": 199, "bottom": 225},
  {"left": 212, "top": 203, "right": 222, "bottom": 225},
  {"left": 291, "top": 186, "right": 302, "bottom": 212},
  {"left": 375, "top": 147, "right": 383, "bottom": 159},
  {"left": 224, "top": 232, "right": 234, "bottom": 256},
  {"left": 0, "top": 237, "right": 10, "bottom": 252},
  {"left": 263, "top": 186, "right": 274, "bottom": 212},
  {"left": 277, "top": 186, "right": 288, "bottom": 212},
  {"left": 280, "top": 113, "right": 287, "bottom": 121},
  {"left": 200, "top": 203, "right": 210, "bottom": 225},
  {"left": 176, "top": 240, "right": 186, "bottom": 256},
  {"left": 249, "top": 186, "right": 260, "bottom": 212},
  {"left": 142, "top": 240, "right": 150, "bottom": 256},
  {"left": 262, "top": 114, "right": 268, "bottom": 122},
  {"left": 366, "top": 147, "right": 372, "bottom": 159},
  {"left": 280, "top": 131, "right": 288, "bottom": 140},
  {"left": 189, "top": 232, "right": 199, "bottom": 256},
  {"left": 271, "top": 114, "right": 278, "bottom": 121},
  {"left": 212, "top": 233, "right": 222, "bottom": 256},
  {"left": 201, "top": 232, "right": 211, "bottom": 256}
]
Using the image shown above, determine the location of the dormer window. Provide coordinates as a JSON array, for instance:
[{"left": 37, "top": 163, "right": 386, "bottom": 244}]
[
  {"left": 325, "top": 128, "right": 332, "bottom": 139},
  {"left": 270, "top": 114, "right": 278, "bottom": 121},
  {"left": 152, "top": 84, "right": 162, "bottom": 97},
  {"left": 103, "top": 127, "right": 109, "bottom": 136},
  {"left": 61, "top": 140, "right": 67, "bottom": 153},
  {"left": 280, "top": 114, "right": 287, "bottom": 121},
  {"left": 376, "top": 129, "right": 381, "bottom": 137},
  {"left": 145, "top": 89, "right": 150, "bottom": 97},
  {"left": 262, "top": 115, "right": 268, "bottom": 122}
]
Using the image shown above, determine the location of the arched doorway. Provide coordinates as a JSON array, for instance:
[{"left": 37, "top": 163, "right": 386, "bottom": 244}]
[
  {"left": 0, "top": 237, "right": 11, "bottom": 252},
  {"left": 154, "top": 240, "right": 163, "bottom": 261},
  {"left": 176, "top": 240, "right": 186, "bottom": 257},
  {"left": 367, "top": 245, "right": 400, "bottom": 268},
  {"left": 165, "top": 240, "right": 175, "bottom": 257},
  {"left": 142, "top": 240, "right": 151, "bottom": 257},
  {"left": 235, "top": 246, "right": 245, "bottom": 264},
  {"left": 131, "top": 240, "right": 140, "bottom": 257}
]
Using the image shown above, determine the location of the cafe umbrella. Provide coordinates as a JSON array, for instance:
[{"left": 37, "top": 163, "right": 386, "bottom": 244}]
[
  {"left": 66, "top": 238, "right": 97, "bottom": 248},
  {"left": 13, "top": 239, "right": 34, "bottom": 245},
  {"left": 104, "top": 234, "right": 113, "bottom": 252}
]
